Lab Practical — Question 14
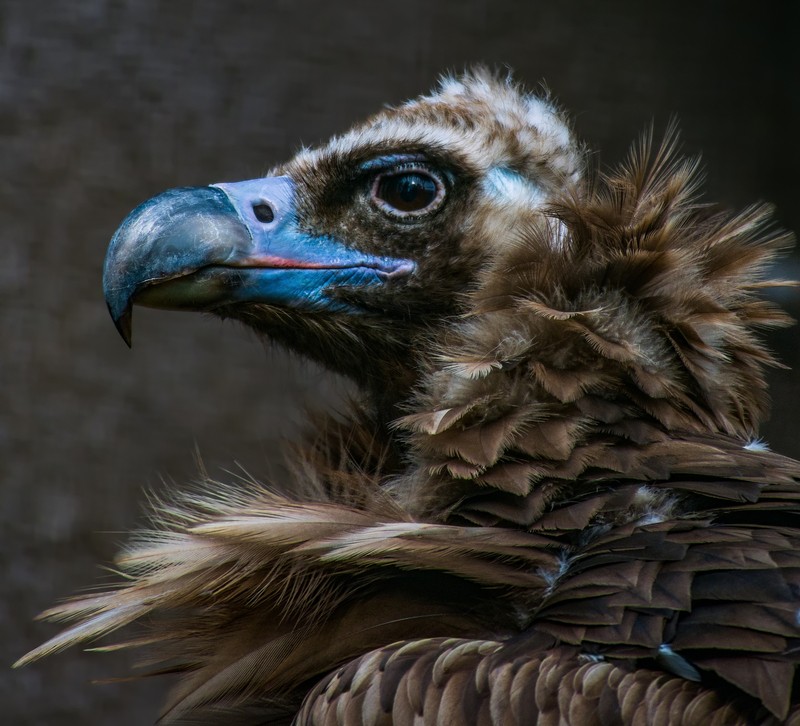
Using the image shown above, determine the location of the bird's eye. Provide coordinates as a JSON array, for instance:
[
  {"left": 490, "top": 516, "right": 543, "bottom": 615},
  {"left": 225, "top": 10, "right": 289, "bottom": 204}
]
[{"left": 371, "top": 169, "right": 445, "bottom": 217}]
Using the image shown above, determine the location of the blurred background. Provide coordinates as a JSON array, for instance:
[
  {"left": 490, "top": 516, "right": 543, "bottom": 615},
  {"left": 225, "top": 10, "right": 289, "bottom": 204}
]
[{"left": 4, "top": 1, "right": 798, "bottom": 722}]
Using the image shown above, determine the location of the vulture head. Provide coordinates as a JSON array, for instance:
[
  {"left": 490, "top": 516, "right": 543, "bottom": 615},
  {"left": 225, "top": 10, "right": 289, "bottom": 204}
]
[{"left": 104, "top": 72, "right": 582, "bottom": 406}]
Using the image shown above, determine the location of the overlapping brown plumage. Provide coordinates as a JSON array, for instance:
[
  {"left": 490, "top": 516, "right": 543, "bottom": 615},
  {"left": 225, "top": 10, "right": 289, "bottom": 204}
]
[{"left": 18, "top": 74, "right": 800, "bottom": 724}]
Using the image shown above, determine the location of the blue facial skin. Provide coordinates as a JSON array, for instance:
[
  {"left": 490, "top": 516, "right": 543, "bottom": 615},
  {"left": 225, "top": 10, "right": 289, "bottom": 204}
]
[{"left": 103, "top": 176, "right": 415, "bottom": 345}]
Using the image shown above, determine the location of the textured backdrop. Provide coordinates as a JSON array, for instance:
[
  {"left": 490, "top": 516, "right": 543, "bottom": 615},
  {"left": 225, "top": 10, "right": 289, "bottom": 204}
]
[{"left": 5, "top": 1, "right": 799, "bottom": 723}]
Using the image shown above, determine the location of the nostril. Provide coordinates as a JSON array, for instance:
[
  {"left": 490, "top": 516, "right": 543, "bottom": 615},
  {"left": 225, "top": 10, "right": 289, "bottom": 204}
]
[{"left": 252, "top": 202, "right": 275, "bottom": 223}]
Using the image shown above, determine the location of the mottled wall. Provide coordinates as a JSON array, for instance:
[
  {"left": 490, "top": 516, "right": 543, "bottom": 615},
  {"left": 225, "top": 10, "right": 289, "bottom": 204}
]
[{"left": 4, "top": 1, "right": 798, "bottom": 723}]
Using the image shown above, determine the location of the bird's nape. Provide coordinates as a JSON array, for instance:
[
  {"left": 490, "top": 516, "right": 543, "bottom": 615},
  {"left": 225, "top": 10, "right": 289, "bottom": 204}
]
[{"left": 18, "top": 69, "right": 800, "bottom": 725}]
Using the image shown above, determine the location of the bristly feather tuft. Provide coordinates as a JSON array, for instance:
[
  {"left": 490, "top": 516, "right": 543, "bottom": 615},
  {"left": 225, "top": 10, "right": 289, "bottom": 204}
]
[{"left": 398, "top": 127, "right": 795, "bottom": 528}]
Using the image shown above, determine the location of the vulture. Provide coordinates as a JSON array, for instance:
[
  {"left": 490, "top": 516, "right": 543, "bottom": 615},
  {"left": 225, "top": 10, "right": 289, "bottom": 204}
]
[{"left": 18, "top": 70, "right": 800, "bottom": 725}]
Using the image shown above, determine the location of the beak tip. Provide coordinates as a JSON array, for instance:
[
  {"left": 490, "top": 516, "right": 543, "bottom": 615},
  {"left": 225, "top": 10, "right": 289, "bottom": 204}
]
[
  {"left": 109, "top": 304, "right": 133, "bottom": 348},
  {"left": 101, "top": 184, "right": 251, "bottom": 350}
]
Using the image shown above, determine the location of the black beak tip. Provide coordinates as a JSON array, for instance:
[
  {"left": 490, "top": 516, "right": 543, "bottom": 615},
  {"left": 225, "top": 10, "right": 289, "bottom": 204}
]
[{"left": 109, "top": 303, "right": 133, "bottom": 348}]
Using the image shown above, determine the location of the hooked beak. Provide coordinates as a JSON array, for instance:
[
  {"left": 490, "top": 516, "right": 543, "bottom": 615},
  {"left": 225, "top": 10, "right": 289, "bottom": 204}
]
[{"left": 103, "top": 176, "right": 414, "bottom": 346}]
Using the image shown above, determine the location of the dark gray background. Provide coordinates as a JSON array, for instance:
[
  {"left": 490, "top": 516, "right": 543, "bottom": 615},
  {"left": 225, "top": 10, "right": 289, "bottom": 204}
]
[{"left": 4, "top": 1, "right": 798, "bottom": 723}]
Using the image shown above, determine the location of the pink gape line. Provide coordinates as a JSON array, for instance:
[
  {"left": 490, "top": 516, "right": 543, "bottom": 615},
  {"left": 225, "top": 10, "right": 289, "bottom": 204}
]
[{"left": 233, "top": 254, "right": 410, "bottom": 272}]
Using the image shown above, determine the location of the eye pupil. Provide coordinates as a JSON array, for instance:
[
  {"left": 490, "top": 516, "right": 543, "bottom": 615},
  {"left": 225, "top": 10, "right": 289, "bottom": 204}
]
[
  {"left": 397, "top": 175, "right": 430, "bottom": 202},
  {"left": 375, "top": 171, "right": 441, "bottom": 214}
]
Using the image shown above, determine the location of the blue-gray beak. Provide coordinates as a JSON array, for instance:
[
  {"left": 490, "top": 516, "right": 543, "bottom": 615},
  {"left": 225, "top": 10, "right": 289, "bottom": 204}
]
[{"left": 103, "top": 176, "right": 414, "bottom": 346}]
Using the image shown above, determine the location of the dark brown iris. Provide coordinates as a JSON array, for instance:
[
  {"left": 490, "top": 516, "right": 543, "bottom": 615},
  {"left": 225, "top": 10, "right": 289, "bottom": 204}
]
[{"left": 372, "top": 170, "right": 443, "bottom": 216}]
